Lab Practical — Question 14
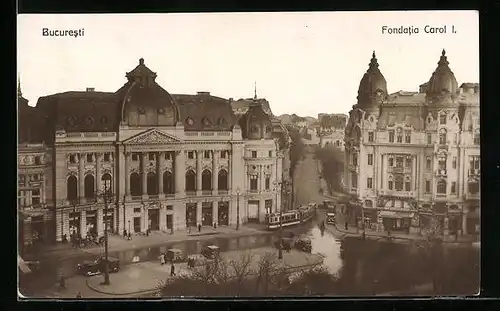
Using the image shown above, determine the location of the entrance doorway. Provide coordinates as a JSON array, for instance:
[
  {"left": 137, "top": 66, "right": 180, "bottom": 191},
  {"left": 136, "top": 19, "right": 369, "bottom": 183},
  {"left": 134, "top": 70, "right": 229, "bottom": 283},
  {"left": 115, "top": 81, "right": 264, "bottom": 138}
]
[
  {"left": 31, "top": 216, "right": 44, "bottom": 243},
  {"left": 218, "top": 202, "right": 229, "bottom": 226},
  {"left": 133, "top": 217, "right": 141, "bottom": 233},
  {"left": 186, "top": 203, "right": 197, "bottom": 227},
  {"left": 69, "top": 212, "right": 80, "bottom": 237},
  {"left": 104, "top": 209, "right": 114, "bottom": 233},
  {"left": 166, "top": 214, "right": 173, "bottom": 230},
  {"left": 148, "top": 209, "right": 160, "bottom": 231},
  {"left": 86, "top": 210, "right": 97, "bottom": 237},
  {"left": 202, "top": 202, "right": 213, "bottom": 226},
  {"left": 248, "top": 200, "right": 259, "bottom": 223}
]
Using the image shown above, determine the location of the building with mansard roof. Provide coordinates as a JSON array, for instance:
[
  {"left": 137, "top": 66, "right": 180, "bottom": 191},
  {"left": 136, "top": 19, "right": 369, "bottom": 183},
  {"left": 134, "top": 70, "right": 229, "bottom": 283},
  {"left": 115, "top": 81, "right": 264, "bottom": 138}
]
[
  {"left": 344, "top": 50, "right": 480, "bottom": 237},
  {"left": 19, "top": 58, "right": 290, "bottom": 243}
]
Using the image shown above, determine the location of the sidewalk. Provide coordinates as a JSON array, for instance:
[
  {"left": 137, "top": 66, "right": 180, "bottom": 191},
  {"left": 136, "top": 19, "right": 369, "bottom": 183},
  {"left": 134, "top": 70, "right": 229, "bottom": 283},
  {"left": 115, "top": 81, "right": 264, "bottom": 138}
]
[
  {"left": 86, "top": 247, "right": 324, "bottom": 296},
  {"left": 28, "top": 224, "right": 271, "bottom": 262}
]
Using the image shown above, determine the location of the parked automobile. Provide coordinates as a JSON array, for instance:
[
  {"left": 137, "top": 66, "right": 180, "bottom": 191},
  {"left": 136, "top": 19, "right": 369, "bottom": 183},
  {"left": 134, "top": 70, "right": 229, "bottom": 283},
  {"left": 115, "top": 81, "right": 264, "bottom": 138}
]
[
  {"left": 76, "top": 256, "right": 120, "bottom": 276},
  {"left": 295, "top": 235, "right": 312, "bottom": 253},
  {"left": 165, "top": 248, "right": 186, "bottom": 263},
  {"left": 201, "top": 245, "right": 220, "bottom": 259}
]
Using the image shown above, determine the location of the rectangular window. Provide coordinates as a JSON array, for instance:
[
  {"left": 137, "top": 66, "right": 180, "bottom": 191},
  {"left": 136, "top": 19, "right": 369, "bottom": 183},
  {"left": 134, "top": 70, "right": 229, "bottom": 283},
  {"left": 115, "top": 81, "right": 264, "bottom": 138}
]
[
  {"left": 86, "top": 154, "right": 93, "bottom": 163},
  {"left": 404, "top": 131, "right": 411, "bottom": 143},
  {"left": 351, "top": 173, "right": 357, "bottom": 188},
  {"left": 32, "top": 189, "right": 41, "bottom": 205},
  {"left": 389, "top": 130, "right": 395, "bottom": 143},
  {"left": 405, "top": 158, "right": 412, "bottom": 168},
  {"left": 388, "top": 157, "right": 394, "bottom": 167},
  {"left": 367, "top": 178, "right": 373, "bottom": 189},
  {"left": 388, "top": 181, "right": 393, "bottom": 190},
  {"left": 396, "top": 157, "right": 404, "bottom": 168},
  {"left": 265, "top": 176, "right": 270, "bottom": 190},
  {"left": 188, "top": 151, "right": 194, "bottom": 159},
  {"left": 251, "top": 151, "right": 257, "bottom": 158},
  {"left": 453, "top": 133, "right": 458, "bottom": 145},
  {"left": 368, "top": 132, "right": 374, "bottom": 142},
  {"left": 148, "top": 153, "right": 155, "bottom": 161},
  {"left": 405, "top": 181, "right": 411, "bottom": 191},
  {"left": 352, "top": 153, "right": 358, "bottom": 166},
  {"left": 427, "top": 133, "right": 432, "bottom": 145},
  {"left": 167, "top": 205, "right": 173, "bottom": 211},
  {"left": 268, "top": 151, "right": 272, "bottom": 157},
  {"left": 34, "top": 156, "right": 41, "bottom": 165},
  {"left": 134, "top": 208, "right": 141, "bottom": 213},
  {"left": 132, "top": 153, "right": 139, "bottom": 161},
  {"left": 425, "top": 180, "right": 431, "bottom": 193},
  {"left": 220, "top": 151, "right": 226, "bottom": 159},
  {"left": 69, "top": 154, "right": 76, "bottom": 163},
  {"left": 165, "top": 153, "right": 172, "bottom": 160},
  {"left": 440, "top": 114, "right": 447, "bottom": 125},
  {"left": 452, "top": 157, "right": 457, "bottom": 169},
  {"left": 204, "top": 151, "right": 210, "bottom": 159},
  {"left": 250, "top": 175, "right": 258, "bottom": 190},
  {"left": 104, "top": 153, "right": 111, "bottom": 162},
  {"left": 367, "top": 154, "right": 373, "bottom": 165},
  {"left": 438, "top": 159, "right": 446, "bottom": 170},
  {"left": 426, "top": 157, "right": 432, "bottom": 170},
  {"left": 451, "top": 182, "right": 456, "bottom": 194}
]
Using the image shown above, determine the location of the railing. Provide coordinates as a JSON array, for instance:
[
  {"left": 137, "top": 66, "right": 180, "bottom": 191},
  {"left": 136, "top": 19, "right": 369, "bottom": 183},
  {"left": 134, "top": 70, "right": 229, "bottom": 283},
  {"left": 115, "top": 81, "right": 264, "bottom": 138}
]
[
  {"left": 131, "top": 195, "right": 142, "bottom": 201},
  {"left": 202, "top": 190, "right": 212, "bottom": 195},
  {"left": 218, "top": 190, "right": 229, "bottom": 195},
  {"left": 165, "top": 193, "right": 175, "bottom": 198},
  {"left": 249, "top": 189, "right": 259, "bottom": 193},
  {"left": 58, "top": 132, "right": 117, "bottom": 139},
  {"left": 148, "top": 195, "right": 159, "bottom": 200},
  {"left": 378, "top": 189, "right": 415, "bottom": 198},
  {"left": 186, "top": 191, "right": 196, "bottom": 196},
  {"left": 185, "top": 132, "right": 199, "bottom": 136}
]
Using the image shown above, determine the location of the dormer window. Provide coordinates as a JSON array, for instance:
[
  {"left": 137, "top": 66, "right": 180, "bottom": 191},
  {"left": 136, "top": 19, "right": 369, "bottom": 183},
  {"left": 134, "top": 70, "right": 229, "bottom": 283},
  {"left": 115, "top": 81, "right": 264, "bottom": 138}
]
[
  {"left": 202, "top": 117, "right": 212, "bottom": 127},
  {"left": 138, "top": 107, "right": 146, "bottom": 115},
  {"left": 85, "top": 117, "right": 94, "bottom": 126},
  {"left": 100, "top": 116, "right": 108, "bottom": 124},
  {"left": 218, "top": 117, "right": 227, "bottom": 125},
  {"left": 439, "top": 113, "right": 447, "bottom": 125},
  {"left": 186, "top": 117, "right": 194, "bottom": 125}
]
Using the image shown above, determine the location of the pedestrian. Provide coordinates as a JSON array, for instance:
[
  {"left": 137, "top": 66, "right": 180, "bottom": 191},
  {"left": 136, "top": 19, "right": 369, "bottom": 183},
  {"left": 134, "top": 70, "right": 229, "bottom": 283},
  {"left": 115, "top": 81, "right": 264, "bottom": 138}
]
[
  {"left": 170, "top": 263, "right": 176, "bottom": 276},
  {"left": 76, "top": 292, "right": 82, "bottom": 298},
  {"left": 198, "top": 224, "right": 201, "bottom": 232},
  {"left": 160, "top": 253, "right": 165, "bottom": 265},
  {"left": 344, "top": 221, "right": 348, "bottom": 231},
  {"left": 59, "top": 273, "right": 66, "bottom": 289},
  {"left": 188, "top": 226, "right": 191, "bottom": 234},
  {"left": 123, "top": 229, "right": 127, "bottom": 238},
  {"left": 127, "top": 232, "right": 132, "bottom": 240}
]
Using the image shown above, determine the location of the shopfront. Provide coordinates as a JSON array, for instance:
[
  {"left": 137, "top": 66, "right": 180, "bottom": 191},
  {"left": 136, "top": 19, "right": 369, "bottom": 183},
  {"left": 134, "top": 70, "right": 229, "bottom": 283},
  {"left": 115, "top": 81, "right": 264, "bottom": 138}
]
[
  {"left": 248, "top": 200, "right": 259, "bottom": 223},
  {"left": 30, "top": 215, "right": 45, "bottom": 243},
  {"left": 218, "top": 201, "right": 229, "bottom": 226},
  {"left": 104, "top": 209, "right": 114, "bottom": 233},
  {"left": 202, "top": 202, "right": 213, "bottom": 226},
  {"left": 265, "top": 199, "right": 273, "bottom": 215},
  {"left": 148, "top": 208, "right": 160, "bottom": 231},
  {"left": 85, "top": 210, "right": 97, "bottom": 236},
  {"left": 380, "top": 211, "right": 413, "bottom": 233},
  {"left": 186, "top": 203, "right": 197, "bottom": 227},
  {"left": 69, "top": 212, "right": 80, "bottom": 236}
]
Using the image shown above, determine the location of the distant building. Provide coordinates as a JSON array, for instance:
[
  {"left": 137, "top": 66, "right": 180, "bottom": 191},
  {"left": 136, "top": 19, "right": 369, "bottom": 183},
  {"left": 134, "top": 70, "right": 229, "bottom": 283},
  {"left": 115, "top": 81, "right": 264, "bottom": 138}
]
[
  {"left": 18, "top": 58, "right": 291, "bottom": 243},
  {"left": 318, "top": 113, "right": 348, "bottom": 150},
  {"left": 344, "top": 51, "right": 480, "bottom": 237}
]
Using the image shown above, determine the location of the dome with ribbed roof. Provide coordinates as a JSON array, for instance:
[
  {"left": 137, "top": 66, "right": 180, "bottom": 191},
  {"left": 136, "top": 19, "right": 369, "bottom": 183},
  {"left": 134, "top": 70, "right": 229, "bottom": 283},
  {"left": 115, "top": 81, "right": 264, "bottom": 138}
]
[
  {"left": 426, "top": 49, "right": 458, "bottom": 98},
  {"left": 356, "top": 51, "right": 387, "bottom": 109}
]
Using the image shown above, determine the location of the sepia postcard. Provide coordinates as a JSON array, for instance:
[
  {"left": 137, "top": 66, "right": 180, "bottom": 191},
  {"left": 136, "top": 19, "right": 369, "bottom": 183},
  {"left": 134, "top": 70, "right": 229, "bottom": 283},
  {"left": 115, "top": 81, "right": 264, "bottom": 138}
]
[{"left": 17, "top": 11, "right": 480, "bottom": 299}]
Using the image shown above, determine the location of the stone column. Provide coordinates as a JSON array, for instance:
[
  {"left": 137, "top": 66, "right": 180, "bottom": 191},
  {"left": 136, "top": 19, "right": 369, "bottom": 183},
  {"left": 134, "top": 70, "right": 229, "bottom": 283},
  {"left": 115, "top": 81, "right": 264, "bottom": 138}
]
[
  {"left": 462, "top": 212, "right": 468, "bottom": 235},
  {"left": 124, "top": 152, "right": 131, "bottom": 198},
  {"left": 412, "top": 155, "right": 417, "bottom": 191},
  {"left": 159, "top": 204, "right": 167, "bottom": 231},
  {"left": 78, "top": 153, "right": 86, "bottom": 200},
  {"left": 96, "top": 208, "right": 103, "bottom": 236},
  {"left": 141, "top": 152, "right": 148, "bottom": 197},
  {"left": 80, "top": 210, "right": 86, "bottom": 238},
  {"left": 158, "top": 152, "right": 164, "bottom": 195},
  {"left": 228, "top": 151, "right": 232, "bottom": 193},
  {"left": 96, "top": 153, "right": 102, "bottom": 193},
  {"left": 443, "top": 215, "right": 449, "bottom": 236},
  {"left": 196, "top": 202, "right": 202, "bottom": 226},
  {"left": 196, "top": 150, "right": 202, "bottom": 193},
  {"left": 213, "top": 202, "right": 219, "bottom": 225},
  {"left": 175, "top": 150, "right": 185, "bottom": 197},
  {"left": 212, "top": 150, "right": 219, "bottom": 194}
]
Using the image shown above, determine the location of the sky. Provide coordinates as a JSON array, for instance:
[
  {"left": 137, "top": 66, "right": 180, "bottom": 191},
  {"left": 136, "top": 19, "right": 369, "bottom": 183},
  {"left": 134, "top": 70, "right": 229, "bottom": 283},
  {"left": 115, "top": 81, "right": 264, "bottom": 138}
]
[{"left": 17, "top": 11, "right": 479, "bottom": 117}]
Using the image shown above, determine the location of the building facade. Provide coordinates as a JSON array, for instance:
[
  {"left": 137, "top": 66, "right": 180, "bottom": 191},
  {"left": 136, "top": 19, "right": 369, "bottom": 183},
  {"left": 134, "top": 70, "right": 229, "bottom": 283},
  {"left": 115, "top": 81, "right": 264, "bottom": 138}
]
[
  {"left": 318, "top": 113, "right": 348, "bottom": 150},
  {"left": 20, "top": 58, "right": 290, "bottom": 242},
  {"left": 344, "top": 51, "right": 480, "bottom": 237}
]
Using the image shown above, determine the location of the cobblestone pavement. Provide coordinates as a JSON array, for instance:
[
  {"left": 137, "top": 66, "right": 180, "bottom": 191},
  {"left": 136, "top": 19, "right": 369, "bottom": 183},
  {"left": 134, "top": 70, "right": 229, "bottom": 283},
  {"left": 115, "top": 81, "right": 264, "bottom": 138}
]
[{"left": 66, "top": 247, "right": 324, "bottom": 297}]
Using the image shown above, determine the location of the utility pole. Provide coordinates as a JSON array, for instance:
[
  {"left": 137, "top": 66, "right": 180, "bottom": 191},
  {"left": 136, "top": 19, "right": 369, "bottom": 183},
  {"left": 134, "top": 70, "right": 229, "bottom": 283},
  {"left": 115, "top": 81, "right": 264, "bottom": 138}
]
[{"left": 236, "top": 187, "right": 240, "bottom": 230}]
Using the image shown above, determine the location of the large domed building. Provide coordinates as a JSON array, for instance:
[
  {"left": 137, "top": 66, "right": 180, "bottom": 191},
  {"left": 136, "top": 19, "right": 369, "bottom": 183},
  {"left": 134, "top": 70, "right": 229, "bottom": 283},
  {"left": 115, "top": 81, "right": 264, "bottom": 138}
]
[
  {"left": 344, "top": 50, "right": 480, "bottom": 238},
  {"left": 18, "top": 59, "right": 290, "bottom": 243}
]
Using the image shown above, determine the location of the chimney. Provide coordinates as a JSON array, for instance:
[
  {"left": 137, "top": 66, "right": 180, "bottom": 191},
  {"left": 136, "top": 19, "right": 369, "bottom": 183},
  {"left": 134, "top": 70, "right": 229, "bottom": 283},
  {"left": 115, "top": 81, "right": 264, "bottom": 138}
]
[{"left": 86, "top": 87, "right": 95, "bottom": 92}]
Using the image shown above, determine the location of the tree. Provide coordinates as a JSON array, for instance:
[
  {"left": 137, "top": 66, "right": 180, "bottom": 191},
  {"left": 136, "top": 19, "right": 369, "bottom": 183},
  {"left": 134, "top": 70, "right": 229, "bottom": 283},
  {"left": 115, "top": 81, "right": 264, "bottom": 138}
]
[
  {"left": 255, "top": 252, "right": 280, "bottom": 296},
  {"left": 229, "top": 251, "right": 255, "bottom": 291},
  {"left": 314, "top": 144, "right": 344, "bottom": 193},
  {"left": 285, "top": 266, "right": 338, "bottom": 295}
]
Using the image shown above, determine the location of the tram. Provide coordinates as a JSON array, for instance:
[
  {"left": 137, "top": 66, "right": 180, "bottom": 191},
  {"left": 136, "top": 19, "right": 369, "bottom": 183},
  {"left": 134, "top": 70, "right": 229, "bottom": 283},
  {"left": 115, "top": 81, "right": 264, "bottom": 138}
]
[
  {"left": 326, "top": 206, "right": 336, "bottom": 225},
  {"left": 266, "top": 203, "right": 317, "bottom": 230}
]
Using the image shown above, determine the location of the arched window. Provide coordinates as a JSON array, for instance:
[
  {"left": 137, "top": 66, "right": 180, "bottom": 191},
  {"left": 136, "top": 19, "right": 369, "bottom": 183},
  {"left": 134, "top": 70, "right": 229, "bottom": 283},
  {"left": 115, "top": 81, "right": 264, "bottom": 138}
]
[
  {"left": 185, "top": 170, "right": 196, "bottom": 192},
  {"left": 474, "top": 129, "right": 480, "bottom": 145},
  {"left": 84, "top": 174, "right": 95, "bottom": 199},
  {"left": 202, "top": 169, "right": 212, "bottom": 190},
  {"left": 395, "top": 174, "right": 404, "bottom": 191},
  {"left": 101, "top": 173, "right": 112, "bottom": 191},
  {"left": 218, "top": 170, "right": 228, "bottom": 190},
  {"left": 437, "top": 180, "right": 447, "bottom": 194},
  {"left": 147, "top": 172, "right": 158, "bottom": 195},
  {"left": 67, "top": 175, "right": 78, "bottom": 201},
  {"left": 130, "top": 172, "right": 141, "bottom": 196},
  {"left": 163, "top": 171, "right": 174, "bottom": 194},
  {"left": 439, "top": 128, "right": 447, "bottom": 145}
]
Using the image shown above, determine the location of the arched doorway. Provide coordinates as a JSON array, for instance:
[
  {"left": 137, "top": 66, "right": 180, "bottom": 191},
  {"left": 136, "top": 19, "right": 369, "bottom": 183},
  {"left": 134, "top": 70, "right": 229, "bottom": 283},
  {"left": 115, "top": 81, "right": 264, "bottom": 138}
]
[
  {"left": 185, "top": 170, "right": 196, "bottom": 192},
  {"left": 163, "top": 171, "right": 174, "bottom": 194},
  {"left": 147, "top": 172, "right": 158, "bottom": 195},
  {"left": 218, "top": 170, "right": 228, "bottom": 190},
  {"left": 67, "top": 175, "right": 78, "bottom": 201},
  {"left": 202, "top": 169, "right": 212, "bottom": 191},
  {"left": 130, "top": 173, "right": 142, "bottom": 196},
  {"left": 84, "top": 174, "right": 95, "bottom": 199}
]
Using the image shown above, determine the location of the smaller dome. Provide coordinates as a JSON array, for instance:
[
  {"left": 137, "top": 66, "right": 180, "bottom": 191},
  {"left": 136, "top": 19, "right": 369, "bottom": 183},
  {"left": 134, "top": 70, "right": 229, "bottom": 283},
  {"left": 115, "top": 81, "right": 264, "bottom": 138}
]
[
  {"left": 356, "top": 51, "right": 387, "bottom": 109},
  {"left": 426, "top": 49, "right": 458, "bottom": 98}
]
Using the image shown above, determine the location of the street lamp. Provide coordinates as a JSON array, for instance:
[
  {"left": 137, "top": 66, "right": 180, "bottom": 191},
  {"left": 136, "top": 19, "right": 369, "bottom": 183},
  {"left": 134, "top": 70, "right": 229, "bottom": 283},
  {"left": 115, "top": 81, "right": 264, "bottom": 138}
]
[
  {"left": 274, "top": 181, "right": 283, "bottom": 260},
  {"left": 96, "top": 178, "right": 112, "bottom": 286},
  {"left": 128, "top": 219, "right": 131, "bottom": 234},
  {"left": 236, "top": 187, "right": 240, "bottom": 230}
]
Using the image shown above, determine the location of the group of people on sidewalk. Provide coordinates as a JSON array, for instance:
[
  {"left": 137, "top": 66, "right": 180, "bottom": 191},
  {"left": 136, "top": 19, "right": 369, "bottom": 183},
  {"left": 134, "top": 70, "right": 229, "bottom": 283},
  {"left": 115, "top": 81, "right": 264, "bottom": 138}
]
[{"left": 159, "top": 253, "right": 177, "bottom": 276}]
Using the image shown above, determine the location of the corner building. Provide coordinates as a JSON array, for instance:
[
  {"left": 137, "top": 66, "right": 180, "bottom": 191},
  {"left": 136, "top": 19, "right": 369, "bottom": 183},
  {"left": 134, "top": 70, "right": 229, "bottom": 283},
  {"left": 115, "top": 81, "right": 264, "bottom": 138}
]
[
  {"left": 344, "top": 51, "right": 480, "bottom": 237},
  {"left": 28, "top": 59, "right": 288, "bottom": 241}
]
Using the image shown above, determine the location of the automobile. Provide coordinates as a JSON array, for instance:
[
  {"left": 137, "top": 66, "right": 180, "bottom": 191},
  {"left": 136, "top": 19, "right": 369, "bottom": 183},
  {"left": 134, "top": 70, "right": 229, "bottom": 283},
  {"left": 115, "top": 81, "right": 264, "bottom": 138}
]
[
  {"left": 201, "top": 245, "right": 220, "bottom": 259},
  {"left": 275, "top": 236, "right": 295, "bottom": 251},
  {"left": 165, "top": 248, "right": 186, "bottom": 263},
  {"left": 295, "top": 235, "right": 312, "bottom": 253},
  {"left": 76, "top": 256, "right": 120, "bottom": 276}
]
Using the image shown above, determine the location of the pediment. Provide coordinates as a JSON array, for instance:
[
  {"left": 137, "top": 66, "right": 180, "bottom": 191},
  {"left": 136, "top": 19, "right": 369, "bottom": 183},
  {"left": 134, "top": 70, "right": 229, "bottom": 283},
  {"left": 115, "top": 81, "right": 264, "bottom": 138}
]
[{"left": 124, "top": 129, "right": 180, "bottom": 145}]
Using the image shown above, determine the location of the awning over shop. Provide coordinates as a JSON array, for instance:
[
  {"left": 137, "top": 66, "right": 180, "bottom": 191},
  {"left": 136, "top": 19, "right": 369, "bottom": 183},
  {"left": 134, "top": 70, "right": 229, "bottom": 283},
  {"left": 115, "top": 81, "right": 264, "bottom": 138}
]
[
  {"left": 18, "top": 255, "right": 32, "bottom": 274},
  {"left": 379, "top": 211, "right": 414, "bottom": 219}
]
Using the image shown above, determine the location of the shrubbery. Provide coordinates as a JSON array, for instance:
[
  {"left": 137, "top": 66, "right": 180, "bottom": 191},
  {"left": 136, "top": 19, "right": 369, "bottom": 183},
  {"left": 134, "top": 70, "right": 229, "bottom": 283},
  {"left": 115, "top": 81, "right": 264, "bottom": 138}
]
[{"left": 314, "top": 145, "right": 344, "bottom": 193}]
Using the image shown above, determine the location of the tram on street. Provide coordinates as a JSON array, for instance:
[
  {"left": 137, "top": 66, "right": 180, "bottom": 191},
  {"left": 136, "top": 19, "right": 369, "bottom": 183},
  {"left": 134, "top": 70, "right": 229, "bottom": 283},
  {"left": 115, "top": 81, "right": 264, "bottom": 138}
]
[
  {"left": 266, "top": 203, "right": 317, "bottom": 230},
  {"left": 326, "top": 206, "right": 336, "bottom": 225}
]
